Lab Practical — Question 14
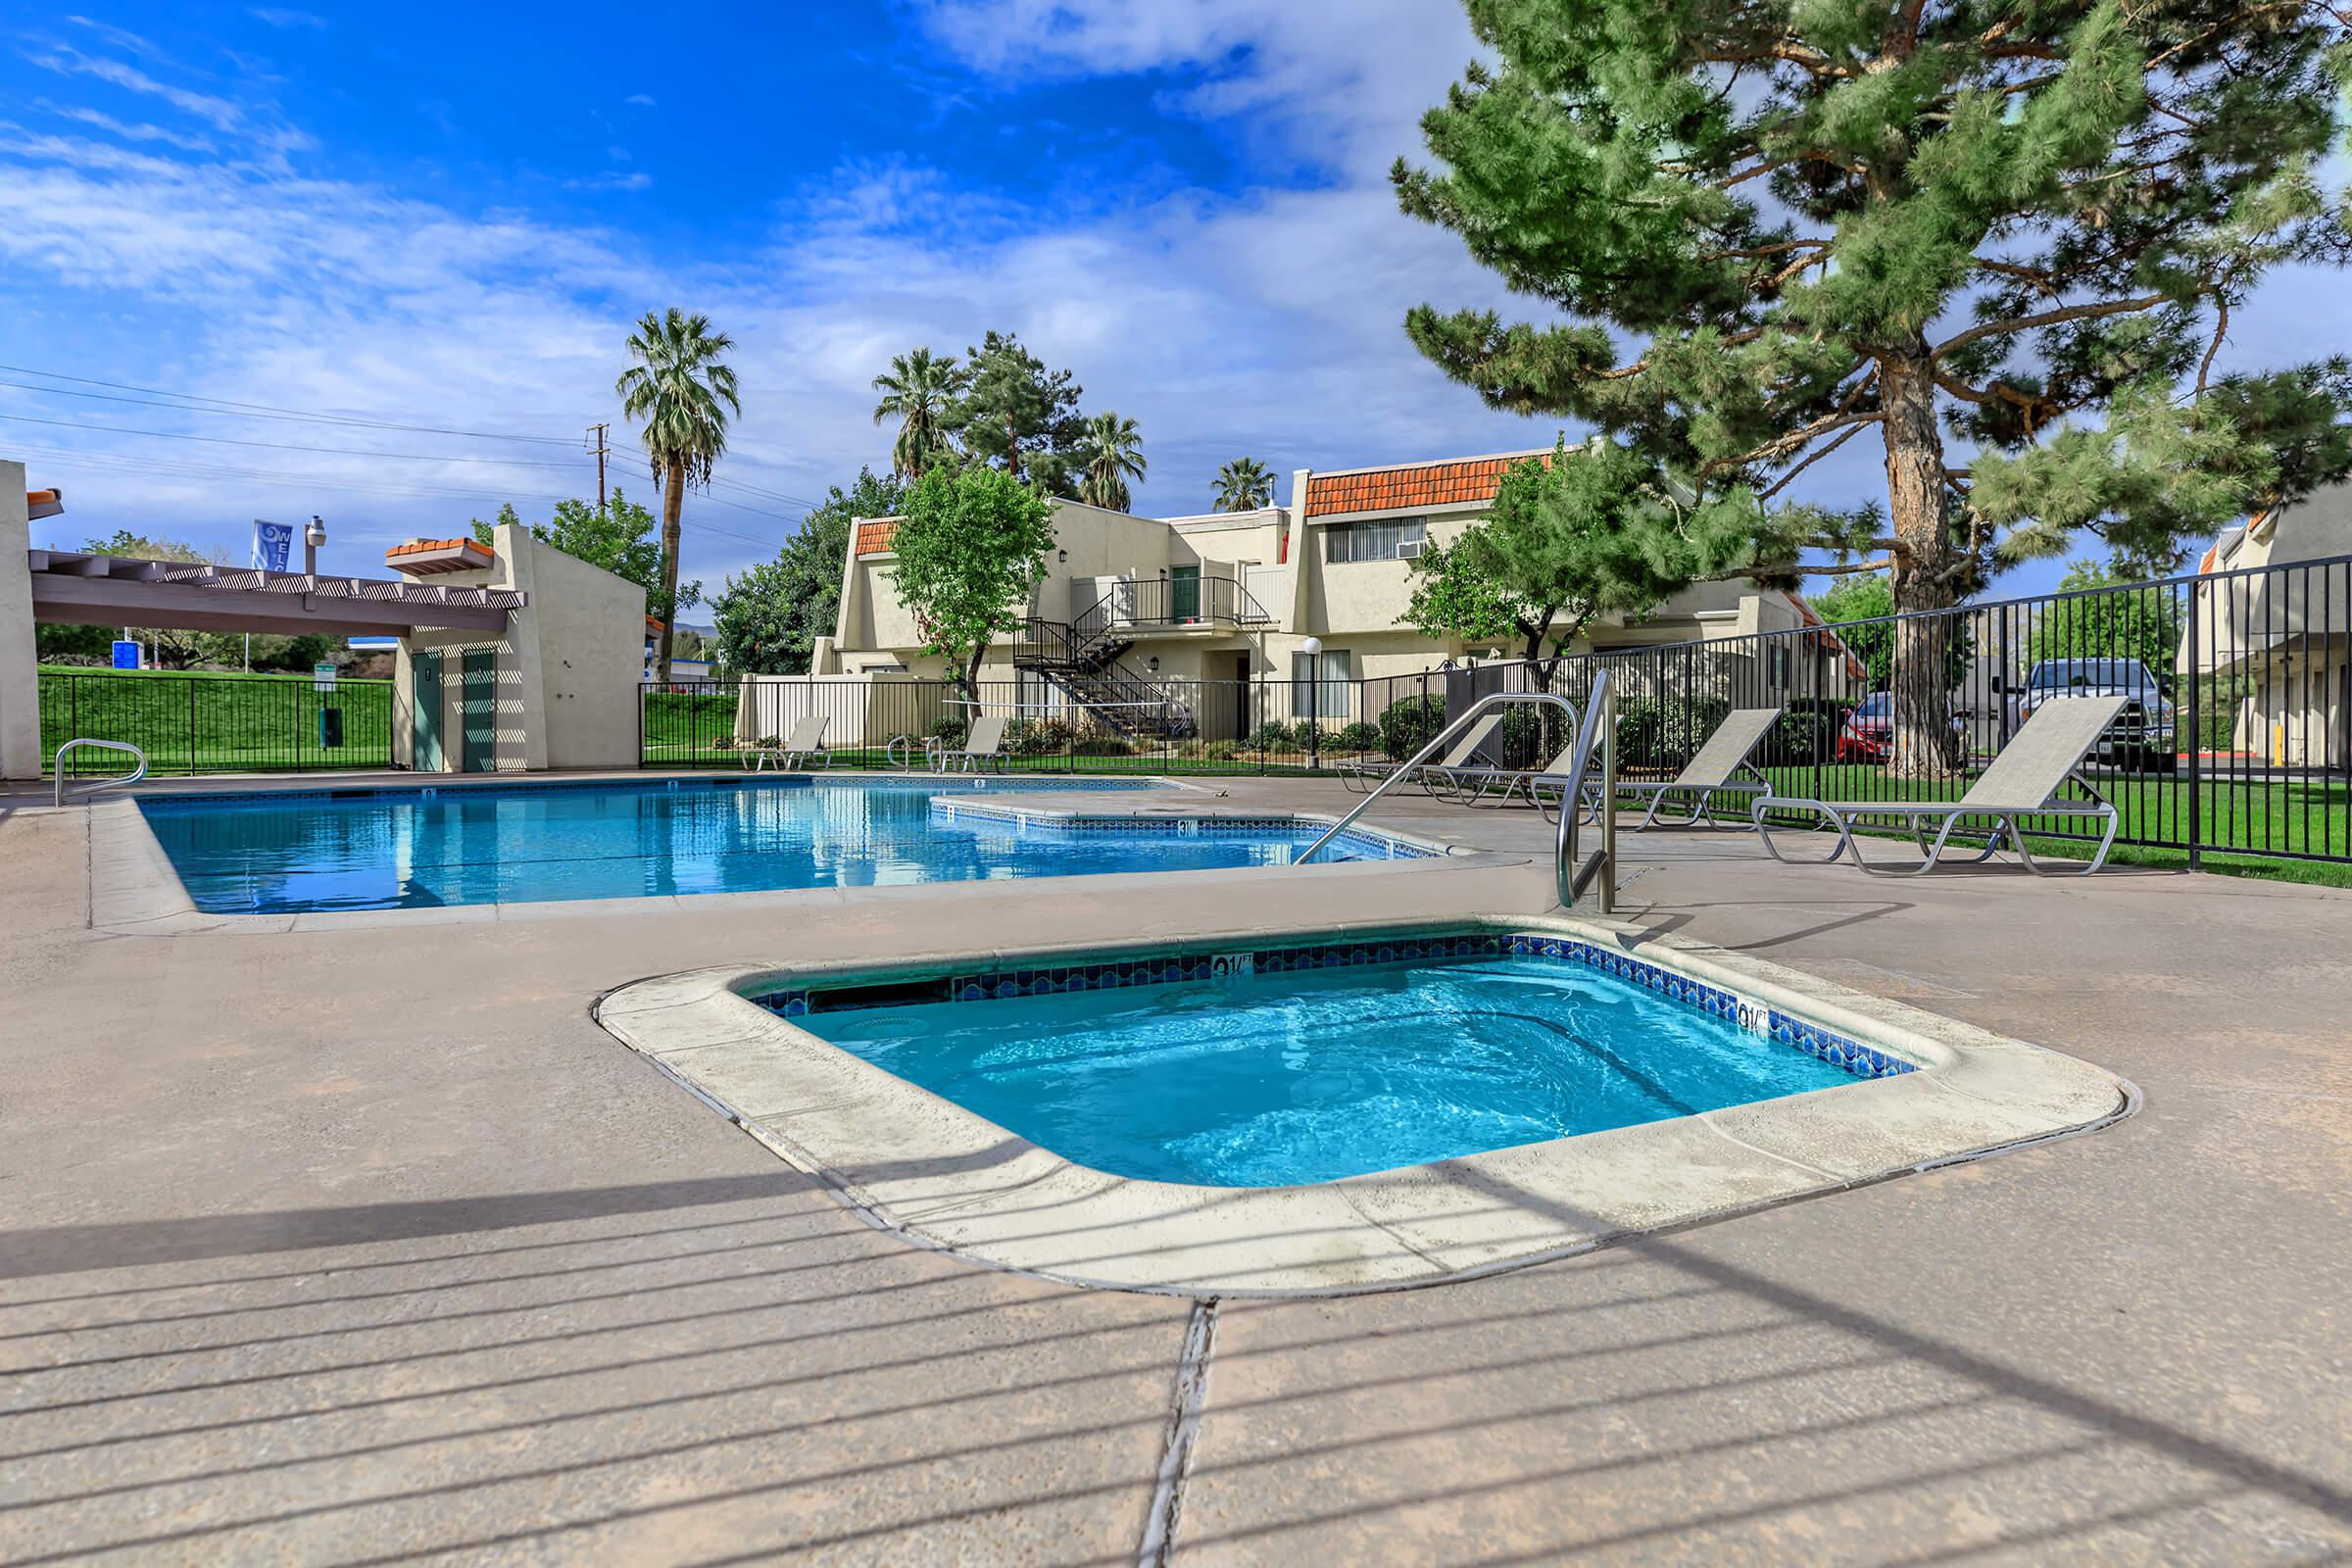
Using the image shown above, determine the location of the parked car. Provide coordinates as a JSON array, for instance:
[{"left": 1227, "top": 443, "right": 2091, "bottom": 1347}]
[
  {"left": 2009, "top": 658, "right": 2177, "bottom": 771},
  {"left": 1835, "top": 692, "right": 1966, "bottom": 764}
]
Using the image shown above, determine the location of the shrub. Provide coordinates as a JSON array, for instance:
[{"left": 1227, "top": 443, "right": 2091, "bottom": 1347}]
[
  {"left": 1006, "top": 715, "right": 1076, "bottom": 755},
  {"left": 1332, "top": 720, "right": 1382, "bottom": 755},
  {"left": 1615, "top": 695, "right": 1730, "bottom": 772},
  {"left": 1762, "top": 698, "right": 1846, "bottom": 766},
  {"left": 1072, "top": 734, "right": 1132, "bottom": 757},
  {"left": 1245, "top": 720, "right": 1294, "bottom": 753},
  {"left": 1202, "top": 739, "right": 1242, "bottom": 761},
  {"left": 928, "top": 714, "right": 968, "bottom": 747},
  {"left": 1378, "top": 694, "right": 1446, "bottom": 760}
]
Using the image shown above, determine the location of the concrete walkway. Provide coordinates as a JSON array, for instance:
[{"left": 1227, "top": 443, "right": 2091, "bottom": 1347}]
[{"left": 1, "top": 775, "right": 2347, "bottom": 1564}]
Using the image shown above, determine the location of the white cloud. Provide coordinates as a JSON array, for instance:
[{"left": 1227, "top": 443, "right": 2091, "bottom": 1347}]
[
  {"left": 623, "top": 93, "right": 656, "bottom": 108},
  {"left": 565, "top": 170, "right": 653, "bottom": 192},
  {"left": 247, "top": 8, "right": 328, "bottom": 27}
]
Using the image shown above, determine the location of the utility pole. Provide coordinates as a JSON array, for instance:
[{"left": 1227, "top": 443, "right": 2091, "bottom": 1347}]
[{"left": 587, "top": 423, "right": 610, "bottom": 510}]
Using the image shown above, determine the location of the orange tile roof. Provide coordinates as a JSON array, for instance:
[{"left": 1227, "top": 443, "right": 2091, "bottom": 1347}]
[
  {"left": 26, "top": 488, "right": 63, "bottom": 519},
  {"left": 855, "top": 518, "right": 900, "bottom": 556},
  {"left": 384, "top": 537, "right": 495, "bottom": 576},
  {"left": 1301, "top": 450, "right": 1553, "bottom": 518}
]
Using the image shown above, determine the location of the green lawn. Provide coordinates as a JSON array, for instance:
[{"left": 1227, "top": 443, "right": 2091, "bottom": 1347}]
[{"left": 40, "top": 667, "right": 394, "bottom": 775}]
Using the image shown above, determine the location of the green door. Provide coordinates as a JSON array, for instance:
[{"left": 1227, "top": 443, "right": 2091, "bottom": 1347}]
[
  {"left": 413, "top": 651, "right": 445, "bottom": 771},
  {"left": 460, "top": 648, "right": 497, "bottom": 772},
  {"left": 1169, "top": 564, "right": 1200, "bottom": 622}
]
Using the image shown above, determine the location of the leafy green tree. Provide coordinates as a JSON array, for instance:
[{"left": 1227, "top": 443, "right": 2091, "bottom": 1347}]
[
  {"left": 1212, "top": 456, "right": 1275, "bottom": 513},
  {"left": 2029, "top": 559, "right": 2184, "bottom": 677},
  {"left": 617, "top": 307, "right": 740, "bottom": 683},
  {"left": 871, "top": 347, "right": 970, "bottom": 479},
  {"left": 470, "top": 488, "right": 695, "bottom": 625},
  {"left": 1402, "top": 533, "right": 1538, "bottom": 654},
  {"left": 947, "top": 330, "right": 1087, "bottom": 494},
  {"left": 888, "top": 465, "right": 1057, "bottom": 699},
  {"left": 1077, "top": 411, "right": 1147, "bottom": 512},
  {"left": 1414, "top": 439, "right": 1749, "bottom": 674},
  {"left": 711, "top": 467, "right": 906, "bottom": 675},
  {"left": 1396, "top": 0, "right": 2348, "bottom": 770}
]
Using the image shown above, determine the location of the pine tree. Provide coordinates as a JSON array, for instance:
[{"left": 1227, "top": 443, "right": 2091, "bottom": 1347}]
[
  {"left": 1397, "top": 0, "right": 2348, "bottom": 770},
  {"left": 948, "top": 331, "right": 1089, "bottom": 496}
]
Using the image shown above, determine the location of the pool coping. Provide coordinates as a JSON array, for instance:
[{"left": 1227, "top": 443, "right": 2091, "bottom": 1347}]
[
  {"left": 74, "top": 776, "right": 1482, "bottom": 934},
  {"left": 593, "top": 911, "right": 2136, "bottom": 1298}
]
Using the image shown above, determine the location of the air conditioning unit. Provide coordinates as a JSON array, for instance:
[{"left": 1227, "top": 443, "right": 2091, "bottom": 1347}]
[{"left": 1396, "top": 538, "right": 1425, "bottom": 561}]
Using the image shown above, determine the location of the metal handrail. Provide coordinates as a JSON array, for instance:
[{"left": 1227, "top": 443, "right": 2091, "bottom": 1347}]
[
  {"left": 52, "top": 739, "right": 149, "bottom": 808},
  {"left": 1293, "top": 675, "right": 1616, "bottom": 912}
]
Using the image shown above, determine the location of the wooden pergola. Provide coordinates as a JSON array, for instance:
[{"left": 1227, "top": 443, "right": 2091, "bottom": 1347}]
[{"left": 24, "top": 551, "right": 524, "bottom": 637}]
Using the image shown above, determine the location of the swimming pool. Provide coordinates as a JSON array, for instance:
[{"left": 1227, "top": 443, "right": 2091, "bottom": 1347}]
[
  {"left": 135, "top": 776, "right": 1420, "bottom": 914},
  {"left": 772, "top": 933, "right": 1906, "bottom": 1186}
]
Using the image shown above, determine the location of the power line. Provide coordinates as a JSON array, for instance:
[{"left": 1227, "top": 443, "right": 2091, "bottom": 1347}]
[
  {"left": 0, "top": 412, "right": 598, "bottom": 467},
  {"left": 10, "top": 443, "right": 593, "bottom": 510},
  {"left": 0, "top": 365, "right": 583, "bottom": 445}
]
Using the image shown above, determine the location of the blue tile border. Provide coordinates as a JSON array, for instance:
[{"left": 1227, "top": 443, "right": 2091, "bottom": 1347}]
[
  {"left": 751, "top": 930, "right": 1916, "bottom": 1083},
  {"left": 136, "top": 773, "right": 1169, "bottom": 810}
]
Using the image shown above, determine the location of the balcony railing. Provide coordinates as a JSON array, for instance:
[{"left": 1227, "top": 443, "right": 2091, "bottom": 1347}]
[{"left": 1073, "top": 574, "right": 1276, "bottom": 643}]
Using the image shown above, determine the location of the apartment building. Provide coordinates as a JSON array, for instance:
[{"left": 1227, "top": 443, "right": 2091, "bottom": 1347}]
[{"left": 816, "top": 448, "right": 1839, "bottom": 738}]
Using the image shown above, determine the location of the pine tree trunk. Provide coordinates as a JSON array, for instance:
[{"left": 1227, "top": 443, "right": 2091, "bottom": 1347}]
[
  {"left": 1879, "top": 352, "right": 1961, "bottom": 777},
  {"left": 655, "top": 457, "right": 685, "bottom": 686}
]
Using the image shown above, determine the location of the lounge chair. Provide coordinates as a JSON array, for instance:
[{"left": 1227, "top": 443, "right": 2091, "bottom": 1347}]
[
  {"left": 1339, "top": 713, "right": 1507, "bottom": 796},
  {"left": 1615, "top": 706, "right": 1783, "bottom": 829},
  {"left": 930, "top": 713, "right": 1010, "bottom": 773},
  {"left": 1423, "top": 738, "right": 1594, "bottom": 821},
  {"left": 745, "top": 715, "right": 832, "bottom": 772},
  {"left": 1752, "top": 694, "right": 2128, "bottom": 875}
]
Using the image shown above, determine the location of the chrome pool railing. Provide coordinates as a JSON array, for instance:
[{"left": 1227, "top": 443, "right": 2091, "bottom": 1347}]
[
  {"left": 1295, "top": 675, "right": 1616, "bottom": 912},
  {"left": 52, "top": 738, "right": 149, "bottom": 808}
]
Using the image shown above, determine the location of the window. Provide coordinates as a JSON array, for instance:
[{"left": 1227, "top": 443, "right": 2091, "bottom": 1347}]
[
  {"left": 1291, "top": 647, "right": 1350, "bottom": 722},
  {"left": 1322, "top": 518, "right": 1427, "bottom": 564},
  {"left": 1768, "top": 644, "right": 1790, "bottom": 688}
]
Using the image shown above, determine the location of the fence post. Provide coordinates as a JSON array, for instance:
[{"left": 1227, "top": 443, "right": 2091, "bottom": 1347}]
[
  {"left": 2186, "top": 576, "right": 2202, "bottom": 873},
  {"left": 189, "top": 674, "right": 199, "bottom": 775}
]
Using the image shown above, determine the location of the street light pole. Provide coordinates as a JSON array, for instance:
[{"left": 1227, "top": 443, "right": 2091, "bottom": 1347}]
[{"left": 1302, "top": 635, "right": 1322, "bottom": 772}]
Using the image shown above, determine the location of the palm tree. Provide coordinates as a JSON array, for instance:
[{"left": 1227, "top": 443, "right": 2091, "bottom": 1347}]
[
  {"left": 616, "top": 307, "right": 740, "bottom": 684},
  {"left": 1078, "top": 411, "right": 1147, "bottom": 513},
  {"left": 871, "top": 347, "right": 968, "bottom": 479},
  {"left": 1213, "top": 455, "right": 1274, "bottom": 512}
]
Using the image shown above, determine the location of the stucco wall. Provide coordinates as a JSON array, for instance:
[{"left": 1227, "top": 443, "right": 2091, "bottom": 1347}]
[
  {"left": 0, "top": 463, "right": 39, "bottom": 780},
  {"left": 390, "top": 523, "right": 644, "bottom": 772}
]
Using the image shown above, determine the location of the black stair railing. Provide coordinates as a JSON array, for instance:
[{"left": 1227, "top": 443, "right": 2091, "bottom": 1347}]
[{"left": 1070, "top": 574, "right": 1276, "bottom": 647}]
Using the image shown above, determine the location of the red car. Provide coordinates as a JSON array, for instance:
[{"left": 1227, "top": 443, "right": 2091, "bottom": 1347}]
[
  {"left": 1836, "top": 692, "right": 1896, "bottom": 763},
  {"left": 1836, "top": 692, "right": 1967, "bottom": 763}
]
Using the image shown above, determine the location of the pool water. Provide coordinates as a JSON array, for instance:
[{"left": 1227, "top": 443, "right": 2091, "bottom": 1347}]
[
  {"left": 796, "top": 952, "right": 1865, "bottom": 1186},
  {"left": 138, "top": 777, "right": 1400, "bottom": 914}
]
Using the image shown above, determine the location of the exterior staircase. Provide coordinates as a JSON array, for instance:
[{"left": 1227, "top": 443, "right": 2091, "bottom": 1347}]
[{"left": 1010, "top": 616, "right": 1196, "bottom": 738}]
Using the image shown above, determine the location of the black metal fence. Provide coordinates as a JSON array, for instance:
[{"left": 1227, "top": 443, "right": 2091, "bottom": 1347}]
[
  {"left": 39, "top": 669, "right": 395, "bottom": 776},
  {"left": 650, "top": 550, "right": 2352, "bottom": 871}
]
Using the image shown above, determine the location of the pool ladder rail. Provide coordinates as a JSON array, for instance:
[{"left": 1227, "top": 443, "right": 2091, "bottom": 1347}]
[
  {"left": 51, "top": 739, "right": 149, "bottom": 808},
  {"left": 1294, "top": 675, "right": 1617, "bottom": 913}
]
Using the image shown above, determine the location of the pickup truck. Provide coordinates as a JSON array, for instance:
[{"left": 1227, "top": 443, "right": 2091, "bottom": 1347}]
[{"left": 2009, "top": 658, "right": 2177, "bottom": 771}]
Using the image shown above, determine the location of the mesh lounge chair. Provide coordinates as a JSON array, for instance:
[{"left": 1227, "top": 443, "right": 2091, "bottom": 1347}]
[
  {"left": 1616, "top": 706, "right": 1783, "bottom": 829},
  {"left": 1339, "top": 713, "right": 1507, "bottom": 796},
  {"left": 745, "top": 715, "right": 832, "bottom": 772},
  {"left": 931, "top": 713, "right": 1010, "bottom": 773},
  {"left": 1753, "top": 694, "right": 2129, "bottom": 875},
  {"left": 1424, "top": 738, "right": 1594, "bottom": 821}
]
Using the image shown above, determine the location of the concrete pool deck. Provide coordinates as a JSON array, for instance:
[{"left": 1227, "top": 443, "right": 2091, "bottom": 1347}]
[{"left": 3, "top": 770, "right": 2350, "bottom": 1562}]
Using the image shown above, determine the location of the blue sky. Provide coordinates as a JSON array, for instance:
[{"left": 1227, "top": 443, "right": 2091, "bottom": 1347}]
[{"left": 1, "top": 2, "right": 2337, "bottom": 598}]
